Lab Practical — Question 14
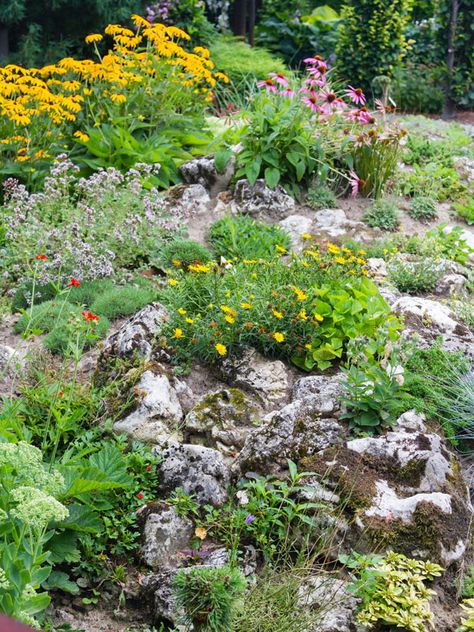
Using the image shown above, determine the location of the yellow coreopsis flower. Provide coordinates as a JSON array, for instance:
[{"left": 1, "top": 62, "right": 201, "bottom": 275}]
[
  {"left": 173, "top": 328, "right": 184, "bottom": 339},
  {"left": 241, "top": 303, "right": 253, "bottom": 310},
  {"left": 85, "top": 34, "right": 103, "bottom": 44},
  {"left": 178, "top": 308, "right": 186, "bottom": 315},
  {"left": 73, "top": 130, "right": 89, "bottom": 142},
  {"left": 168, "top": 279, "right": 178, "bottom": 286},
  {"left": 224, "top": 315, "right": 235, "bottom": 324},
  {"left": 274, "top": 332, "right": 285, "bottom": 343},
  {"left": 215, "top": 343, "right": 227, "bottom": 356},
  {"left": 272, "top": 309, "right": 283, "bottom": 319}
]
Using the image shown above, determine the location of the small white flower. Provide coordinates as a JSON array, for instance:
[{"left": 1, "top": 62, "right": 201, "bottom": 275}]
[{"left": 236, "top": 490, "right": 249, "bottom": 505}]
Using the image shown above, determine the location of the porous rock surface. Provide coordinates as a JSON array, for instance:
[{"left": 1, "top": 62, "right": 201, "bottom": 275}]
[{"left": 232, "top": 178, "right": 295, "bottom": 219}]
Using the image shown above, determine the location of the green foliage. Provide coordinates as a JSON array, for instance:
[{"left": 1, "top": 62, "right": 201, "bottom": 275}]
[
  {"left": 363, "top": 199, "right": 399, "bottom": 231},
  {"left": 402, "top": 341, "right": 472, "bottom": 447},
  {"left": 210, "top": 35, "right": 287, "bottom": 91},
  {"left": 463, "top": 567, "right": 474, "bottom": 599},
  {"left": 459, "top": 599, "right": 474, "bottom": 631},
  {"left": 173, "top": 565, "right": 246, "bottom": 631},
  {"left": 342, "top": 550, "right": 443, "bottom": 632},
  {"left": 388, "top": 257, "right": 444, "bottom": 294},
  {"left": 408, "top": 196, "right": 438, "bottom": 222},
  {"left": 90, "top": 285, "right": 156, "bottom": 320},
  {"left": 200, "top": 461, "right": 325, "bottom": 563},
  {"left": 256, "top": 4, "right": 341, "bottom": 67},
  {"left": 453, "top": 196, "right": 474, "bottom": 226},
  {"left": 233, "top": 89, "right": 322, "bottom": 197},
  {"left": 397, "top": 162, "right": 466, "bottom": 201},
  {"left": 208, "top": 216, "right": 291, "bottom": 261},
  {"left": 425, "top": 224, "right": 474, "bottom": 265},
  {"left": 403, "top": 134, "right": 455, "bottom": 168},
  {"left": 335, "top": 0, "right": 412, "bottom": 93},
  {"left": 161, "top": 250, "right": 398, "bottom": 372},
  {"left": 306, "top": 184, "right": 338, "bottom": 210},
  {"left": 391, "top": 64, "right": 444, "bottom": 114},
  {"left": 159, "top": 239, "right": 213, "bottom": 270}
]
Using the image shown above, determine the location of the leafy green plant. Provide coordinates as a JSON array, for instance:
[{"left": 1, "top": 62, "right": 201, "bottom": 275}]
[
  {"left": 342, "top": 550, "right": 443, "bottom": 632},
  {"left": 306, "top": 185, "right": 337, "bottom": 210},
  {"left": 173, "top": 565, "right": 246, "bottom": 631},
  {"left": 425, "top": 224, "right": 474, "bottom": 265},
  {"left": 463, "top": 567, "right": 474, "bottom": 599},
  {"left": 403, "top": 134, "right": 455, "bottom": 167},
  {"left": 363, "top": 199, "right": 399, "bottom": 231},
  {"left": 208, "top": 216, "right": 291, "bottom": 261},
  {"left": 340, "top": 363, "right": 405, "bottom": 435},
  {"left": 397, "top": 163, "right": 466, "bottom": 201},
  {"left": 90, "top": 285, "right": 156, "bottom": 319},
  {"left": 159, "top": 239, "right": 213, "bottom": 270},
  {"left": 388, "top": 257, "right": 444, "bottom": 294},
  {"left": 161, "top": 249, "right": 398, "bottom": 372},
  {"left": 453, "top": 196, "right": 474, "bottom": 225},
  {"left": 408, "top": 196, "right": 438, "bottom": 222},
  {"left": 391, "top": 63, "right": 444, "bottom": 114},
  {"left": 459, "top": 599, "right": 474, "bottom": 631}
]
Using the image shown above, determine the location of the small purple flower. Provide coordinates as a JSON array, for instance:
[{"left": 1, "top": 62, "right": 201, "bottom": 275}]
[{"left": 244, "top": 514, "right": 255, "bottom": 524}]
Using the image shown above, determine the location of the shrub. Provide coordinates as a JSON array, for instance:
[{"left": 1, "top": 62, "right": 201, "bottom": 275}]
[
  {"left": 65, "top": 279, "right": 116, "bottom": 308},
  {"left": 397, "top": 163, "right": 466, "bottom": 201},
  {"left": 403, "top": 134, "right": 454, "bottom": 168},
  {"left": 90, "top": 286, "right": 156, "bottom": 320},
  {"left": 161, "top": 246, "right": 398, "bottom": 372},
  {"left": 335, "top": 0, "right": 412, "bottom": 93},
  {"left": 388, "top": 257, "right": 444, "bottom": 294},
  {"left": 208, "top": 216, "right": 291, "bottom": 261},
  {"left": 306, "top": 185, "right": 337, "bottom": 210},
  {"left": 159, "top": 239, "right": 213, "bottom": 270},
  {"left": 425, "top": 224, "right": 474, "bottom": 265},
  {"left": 408, "top": 196, "right": 438, "bottom": 222},
  {"left": 343, "top": 550, "right": 443, "bottom": 632},
  {"left": 391, "top": 64, "right": 444, "bottom": 114},
  {"left": 363, "top": 200, "right": 399, "bottom": 231},
  {"left": 173, "top": 565, "right": 246, "bottom": 631},
  {"left": 210, "top": 35, "right": 286, "bottom": 93}
]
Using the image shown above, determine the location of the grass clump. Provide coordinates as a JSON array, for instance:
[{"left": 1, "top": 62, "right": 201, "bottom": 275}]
[
  {"left": 159, "top": 239, "right": 213, "bottom": 270},
  {"left": 388, "top": 257, "right": 444, "bottom": 294},
  {"left": 408, "top": 196, "right": 438, "bottom": 222},
  {"left": 90, "top": 286, "right": 156, "bottom": 319},
  {"left": 173, "top": 565, "right": 246, "bottom": 631},
  {"left": 208, "top": 215, "right": 291, "bottom": 261},
  {"left": 306, "top": 185, "right": 338, "bottom": 210},
  {"left": 363, "top": 200, "right": 399, "bottom": 231}
]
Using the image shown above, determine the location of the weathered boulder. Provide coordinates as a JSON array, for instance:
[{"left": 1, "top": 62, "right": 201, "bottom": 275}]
[
  {"left": 312, "top": 208, "right": 366, "bottom": 240},
  {"left": 156, "top": 442, "right": 231, "bottom": 507},
  {"left": 392, "top": 295, "right": 474, "bottom": 355},
  {"left": 113, "top": 368, "right": 188, "bottom": 443},
  {"left": 235, "top": 375, "right": 346, "bottom": 475},
  {"left": 366, "top": 257, "right": 388, "bottom": 280},
  {"left": 232, "top": 178, "right": 295, "bottom": 219},
  {"left": 298, "top": 575, "right": 359, "bottom": 632},
  {"left": 179, "top": 155, "right": 235, "bottom": 197},
  {"left": 435, "top": 273, "right": 467, "bottom": 296},
  {"left": 302, "top": 412, "right": 473, "bottom": 567},
  {"left": 221, "top": 348, "right": 290, "bottom": 407},
  {"left": 184, "top": 388, "right": 259, "bottom": 457},
  {"left": 140, "top": 503, "right": 194, "bottom": 570},
  {"left": 98, "top": 303, "right": 168, "bottom": 362},
  {"left": 278, "top": 214, "right": 313, "bottom": 252}
]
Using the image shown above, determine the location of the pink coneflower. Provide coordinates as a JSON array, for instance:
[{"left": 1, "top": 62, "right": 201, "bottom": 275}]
[
  {"left": 301, "top": 92, "right": 320, "bottom": 112},
  {"left": 303, "top": 76, "right": 326, "bottom": 90},
  {"left": 345, "top": 85, "right": 366, "bottom": 105},
  {"left": 256, "top": 78, "right": 278, "bottom": 93},
  {"left": 281, "top": 88, "right": 295, "bottom": 98},
  {"left": 303, "top": 55, "right": 324, "bottom": 65},
  {"left": 349, "top": 171, "right": 360, "bottom": 197},
  {"left": 269, "top": 72, "right": 289, "bottom": 87},
  {"left": 346, "top": 108, "right": 372, "bottom": 124}
]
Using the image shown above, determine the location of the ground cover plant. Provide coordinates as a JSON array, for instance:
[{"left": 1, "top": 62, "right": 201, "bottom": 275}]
[{"left": 160, "top": 240, "right": 399, "bottom": 372}]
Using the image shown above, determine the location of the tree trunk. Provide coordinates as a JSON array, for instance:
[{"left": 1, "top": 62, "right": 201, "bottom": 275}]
[
  {"left": 0, "top": 24, "right": 8, "bottom": 60},
  {"left": 248, "top": 0, "right": 255, "bottom": 45},
  {"left": 443, "top": 0, "right": 459, "bottom": 119},
  {"left": 231, "top": 0, "right": 247, "bottom": 38}
]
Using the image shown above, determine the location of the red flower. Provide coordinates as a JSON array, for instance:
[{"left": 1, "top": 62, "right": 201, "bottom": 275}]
[
  {"left": 81, "top": 311, "right": 100, "bottom": 322},
  {"left": 146, "top": 465, "right": 152, "bottom": 471},
  {"left": 137, "top": 492, "right": 144, "bottom": 500},
  {"left": 35, "top": 255, "right": 47, "bottom": 260},
  {"left": 68, "top": 278, "right": 81, "bottom": 287}
]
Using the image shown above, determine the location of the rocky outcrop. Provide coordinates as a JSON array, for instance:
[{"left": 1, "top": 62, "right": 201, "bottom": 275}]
[
  {"left": 140, "top": 503, "right": 194, "bottom": 570},
  {"left": 156, "top": 442, "right": 231, "bottom": 507},
  {"left": 179, "top": 155, "right": 235, "bottom": 197},
  {"left": 232, "top": 179, "right": 295, "bottom": 219},
  {"left": 278, "top": 215, "right": 313, "bottom": 252},
  {"left": 302, "top": 411, "right": 473, "bottom": 568},
  {"left": 235, "top": 375, "right": 346, "bottom": 475},
  {"left": 184, "top": 388, "right": 259, "bottom": 457},
  {"left": 298, "top": 575, "right": 359, "bottom": 632}
]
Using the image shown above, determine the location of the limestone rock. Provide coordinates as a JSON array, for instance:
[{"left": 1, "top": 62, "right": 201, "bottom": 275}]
[
  {"left": 141, "top": 503, "right": 193, "bottom": 570},
  {"left": 184, "top": 388, "right": 259, "bottom": 456},
  {"left": 99, "top": 303, "right": 168, "bottom": 362},
  {"left": 156, "top": 442, "right": 231, "bottom": 507},
  {"left": 302, "top": 411, "right": 472, "bottom": 567},
  {"left": 278, "top": 214, "right": 313, "bottom": 251},
  {"left": 366, "top": 257, "right": 388, "bottom": 279},
  {"left": 298, "top": 576, "right": 359, "bottom": 632},
  {"left": 313, "top": 208, "right": 366, "bottom": 239},
  {"left": 435, "top": 273, "right": 467, "bottom": 296},
  {"left": 235, "top": 375, "right": 346, "bottom": 475},
  {"left": 179, "top": 155, "right": 235, "bottom": 197},
  {"left": 233, "top": 178, "right": 295, "bottom": 219},
  {"left": 221, "top": 348, "right": 289, "bottom": 406},
  {"left": 392, "top": 295, "right": 474, "bottom": 355},
  {"left": 113, "top": 369, "right": 185, "bottom": 443}
]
